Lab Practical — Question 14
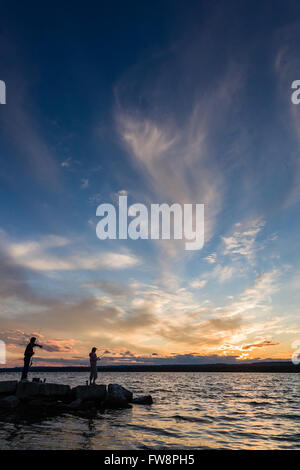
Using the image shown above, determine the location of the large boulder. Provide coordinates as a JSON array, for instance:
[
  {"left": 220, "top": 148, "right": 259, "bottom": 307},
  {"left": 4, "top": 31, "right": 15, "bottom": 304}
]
[
  {"left": 72, "top": 384, "right": 106, "bottom": 401},
  {"left": 16, "top": 381, "right": 41, "bottom": 398},
  {"left": 103, "top": 384, "right": 133, "bottom": 408},
  {"left": 0, "top": 380, "right": 18, "bottom": 396},
  {"left": 39, "top": 383, "right": 71, "bottom": 398},
  {"left": 109, "top": 384, "right": 133, "bottom": 401},
  {"left": 0, "top": 395, "right": 20, "bottom": 409},
  {"left": 131, "top": 395, "right": 153, "bottom": 405}
]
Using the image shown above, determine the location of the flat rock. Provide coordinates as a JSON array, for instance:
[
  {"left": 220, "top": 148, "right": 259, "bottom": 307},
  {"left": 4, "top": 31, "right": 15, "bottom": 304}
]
[
  {"left": 73, "top": 384, "right": 106, "bottom": 401},
  {"left": 16, "top": 382, "right": 71, "bottom": 399},
  {"left": 0, "top": 395, "right": 20, "bottom": 408},
  {"left": 39, "top": 383, "right": 71, "bottom": 397},
  {"left": 16, "top": 381, "right": 40, "bottom": 398},
  {"left": 0, "top": 381, "right": 18, "bottom": 396}
]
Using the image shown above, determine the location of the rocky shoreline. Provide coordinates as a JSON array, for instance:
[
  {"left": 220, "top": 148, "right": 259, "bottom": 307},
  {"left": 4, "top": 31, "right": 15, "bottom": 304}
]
[{"left": 0, "top": 380, "right": 153, "bottom": 422}]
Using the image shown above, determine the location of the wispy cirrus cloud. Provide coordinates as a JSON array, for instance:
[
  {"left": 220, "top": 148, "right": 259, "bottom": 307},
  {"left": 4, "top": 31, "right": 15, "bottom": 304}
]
[
  {"left": 115, "top": 34, "right": 245, "bottom": 254},
  {"left": 1, "top": 231, "right": 140, "bottom": 272},
  {"left": 211, "top": 264, "right": 235, "bottom": 283},
  {"left": 222, "top": 218, "right": 265, "bottom": 261},
  {"left": 13, "top": 250, "right": 140, "bottom": 272},
  {"left": 205, "top": 253, "right": 217, "bottom": 264},
  {"left": 190, "top": 279, "right": 207, "bottom": 289}
]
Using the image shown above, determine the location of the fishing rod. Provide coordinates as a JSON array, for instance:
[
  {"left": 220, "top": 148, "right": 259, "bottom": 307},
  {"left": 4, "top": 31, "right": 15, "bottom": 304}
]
[{"left": 98, "top": 349, "right": 109, "bottom": 359}]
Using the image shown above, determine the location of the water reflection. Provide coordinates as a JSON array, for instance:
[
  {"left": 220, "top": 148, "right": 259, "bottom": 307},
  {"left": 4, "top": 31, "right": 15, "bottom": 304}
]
[{"left": 0, "top": 372, "right": 299, "bottom": 449}]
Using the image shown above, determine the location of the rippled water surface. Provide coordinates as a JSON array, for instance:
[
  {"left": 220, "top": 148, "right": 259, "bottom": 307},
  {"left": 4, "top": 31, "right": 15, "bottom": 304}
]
[{"left": 0, "top": 372, "right": 299, "bottom": 449}]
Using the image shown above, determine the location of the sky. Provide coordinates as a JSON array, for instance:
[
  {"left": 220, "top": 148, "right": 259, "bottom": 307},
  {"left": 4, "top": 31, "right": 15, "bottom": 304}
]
[{"left": 0, "top": 0, "right": 300, "bottom": 367}]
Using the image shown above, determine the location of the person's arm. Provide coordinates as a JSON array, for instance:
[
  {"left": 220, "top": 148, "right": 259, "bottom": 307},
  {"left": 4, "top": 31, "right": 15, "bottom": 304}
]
[{"left": 33, "top": 343, "right": 43, "bottom": 348}]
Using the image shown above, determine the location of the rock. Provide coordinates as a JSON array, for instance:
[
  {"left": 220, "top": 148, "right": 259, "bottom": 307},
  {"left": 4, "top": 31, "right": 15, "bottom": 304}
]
[
  {"left": 16, "top": 381, "right": 40, "bottom": 398},
  {"left": 16, "top": 381, "right": 71, "bottom": 399},
  {"left": 0, "top": 380, "right": 18, "bottom": 396},
  {"left": 73, "top": 384, "right": 106, "bottom": 401},
  {"left": 75, "top": 408, "right": 98, "bottom": 418},
  {"left": 103, "top": 384, "right": 133, "bottom": 408},
  {"left": 39, "top": 383, "right": 71, "bottom": 398},
  {"left": 68, "top": 398, "right": 82, "bottom": 409},
  {"left": 27, "top": 398, "right": 46, "bottom": 408},
  {"left": 79, "top": 400, "right": 97, "bottom": 410},
  {"left": 0, "top": 382, "right": 142, "bottom": 419},
  {"left": 109, "top": 384, "right": 133, "bottom": 401},
  {"left": 131, "top": 395, "right": 153, "bottom": 405},
  {"left": 0, "top": 395, "right": 20, "bottom": 409}
]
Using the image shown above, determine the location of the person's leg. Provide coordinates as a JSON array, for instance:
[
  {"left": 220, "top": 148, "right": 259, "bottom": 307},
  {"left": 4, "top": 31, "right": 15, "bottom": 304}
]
[
  {"left": 91, "top": 364, "right": 97, "bottom": 384},
  {"left": 21, "top": 357, "right": 30, "bottom": 380},
  {"left": 24, "top": 357, "right": 30, "bottom": 378},
  {"left": 21, "top": 362, "right": 26, "bottom": 380}
]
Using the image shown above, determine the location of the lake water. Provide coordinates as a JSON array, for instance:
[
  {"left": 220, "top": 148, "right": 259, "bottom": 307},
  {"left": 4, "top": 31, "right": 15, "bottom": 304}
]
[{"left": 0, "top": 371, "right": 299, "bottom": 450}]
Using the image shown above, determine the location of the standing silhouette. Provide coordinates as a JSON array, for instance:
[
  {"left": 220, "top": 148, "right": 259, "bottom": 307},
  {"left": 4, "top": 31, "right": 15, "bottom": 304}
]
[
  {"left": 21, "top": 337, "right": 43, "bottom": 381},
  {"left": 89, "top": 347, "right": 101, "bottom": 385}
]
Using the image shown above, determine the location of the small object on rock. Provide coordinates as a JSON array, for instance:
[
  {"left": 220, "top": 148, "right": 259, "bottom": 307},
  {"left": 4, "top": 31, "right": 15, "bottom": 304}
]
[
  {"left": 32, "top": 377, "right": 41, "bottom": 383},
  {"left": 131, "top": 395, "right": 153, "bottom": 405},
  {"left": 0, "top": 395, "right": 20, "bottom": 409}
]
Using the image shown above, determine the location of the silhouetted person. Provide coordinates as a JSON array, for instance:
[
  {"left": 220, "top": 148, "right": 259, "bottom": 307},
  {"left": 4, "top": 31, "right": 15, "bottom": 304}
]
[
  {"left": 89, "top": 347, "right": 101, "bottom": 385},
  {"left": 21, "top": 337, "right": 43, "bottom": 381}
]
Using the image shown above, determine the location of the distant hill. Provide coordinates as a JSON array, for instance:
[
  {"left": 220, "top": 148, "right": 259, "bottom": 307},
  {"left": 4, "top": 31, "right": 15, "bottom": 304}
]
[{"left": 1, "top": 362, "right": 299, "bottom": 373}]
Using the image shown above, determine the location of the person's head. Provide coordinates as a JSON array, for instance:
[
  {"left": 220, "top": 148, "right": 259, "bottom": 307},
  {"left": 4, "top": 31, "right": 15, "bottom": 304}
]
[
  {"left": 91, "top": 347, "right": 97, "bottom": 353},
  {"left": 30, "top": 337, "right": 36, "bottom": 344}
]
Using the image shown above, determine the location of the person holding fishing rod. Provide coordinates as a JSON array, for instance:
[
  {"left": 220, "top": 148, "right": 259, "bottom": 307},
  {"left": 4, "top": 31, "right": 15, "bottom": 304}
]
[
  {"left": 89, "top": 347, "right": 106, "bottom": 385},
  {"left": 21, "top": 337, "right": 43, "bottom": 381}
]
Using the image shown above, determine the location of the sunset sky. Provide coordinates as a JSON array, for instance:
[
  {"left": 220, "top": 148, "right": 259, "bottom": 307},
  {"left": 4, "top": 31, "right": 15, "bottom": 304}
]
[{"left": 0, "top": 1, "right": 300, "bottom": 367}]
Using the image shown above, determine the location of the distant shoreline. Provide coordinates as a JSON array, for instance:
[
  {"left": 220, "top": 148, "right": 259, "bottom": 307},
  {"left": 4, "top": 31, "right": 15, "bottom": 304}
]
[{"left": 1, "top": 362, "right": 299, "bottom": 373}]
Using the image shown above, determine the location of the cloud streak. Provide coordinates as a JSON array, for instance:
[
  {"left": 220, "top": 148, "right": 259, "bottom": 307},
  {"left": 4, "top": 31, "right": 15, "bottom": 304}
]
[
  {"left": 2, "top": 231, "right": 140, "bottom": 272},
  {"left": 115, "top": 30, "right": 245, "bottom": 256}
]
